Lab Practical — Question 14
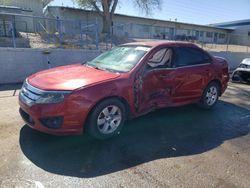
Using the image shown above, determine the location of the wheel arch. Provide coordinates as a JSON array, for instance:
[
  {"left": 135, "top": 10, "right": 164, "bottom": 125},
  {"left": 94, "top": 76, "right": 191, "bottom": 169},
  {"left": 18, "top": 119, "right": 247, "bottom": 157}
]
[
  {"left": 207, "top": 79, "right": 222, "bottom": 96},
  {"left": 83, "top": 96, "right": 131, "bottom": 132}
]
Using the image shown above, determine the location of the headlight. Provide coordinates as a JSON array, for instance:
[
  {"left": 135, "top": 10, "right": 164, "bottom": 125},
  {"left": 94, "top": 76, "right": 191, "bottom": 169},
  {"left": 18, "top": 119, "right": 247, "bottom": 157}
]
[{"left": 36, "top": 92, "right": 70, "bottom": 104}]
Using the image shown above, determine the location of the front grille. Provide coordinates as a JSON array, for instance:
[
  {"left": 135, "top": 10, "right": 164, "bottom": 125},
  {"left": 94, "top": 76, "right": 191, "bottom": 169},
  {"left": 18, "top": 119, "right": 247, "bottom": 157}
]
[
  {"left": 239, "top": 64, "right": 250, "bottom": 69},
  {"left": 19, "top": 81, "right": 44, "bottom": 106}
]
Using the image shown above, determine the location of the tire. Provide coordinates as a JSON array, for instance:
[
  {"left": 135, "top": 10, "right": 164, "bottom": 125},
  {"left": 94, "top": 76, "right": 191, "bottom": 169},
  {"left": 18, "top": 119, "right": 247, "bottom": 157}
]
[
  {"left": 231, "top": 72, "right": 242, "bottom": 83},
  {"left": 86, "top": 98, "right": 126, "bottom": 140},
  {"left": 198, "top": 82, "right": 220, "bottom": 110}
]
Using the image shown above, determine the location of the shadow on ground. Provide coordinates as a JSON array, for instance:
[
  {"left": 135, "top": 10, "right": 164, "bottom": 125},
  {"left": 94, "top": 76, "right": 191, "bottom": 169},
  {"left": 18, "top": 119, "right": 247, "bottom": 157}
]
[{"left": 19, "top": 101, "right": 250, "bottom": 178}]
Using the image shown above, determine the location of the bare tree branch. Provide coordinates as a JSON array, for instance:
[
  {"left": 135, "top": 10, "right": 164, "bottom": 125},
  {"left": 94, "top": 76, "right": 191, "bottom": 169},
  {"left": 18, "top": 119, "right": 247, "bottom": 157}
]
[
  {"left": 111, "top": 0, "right": 118, "bottom": 15},
  {"left": 75, "top": 0, "right": 162, "bottom": 33},
  {"left": 87, "top": 0, "right": 103, "bottom": 16},
  {"left": 134, "top": 0, "right": 161, "bottom": 15}
]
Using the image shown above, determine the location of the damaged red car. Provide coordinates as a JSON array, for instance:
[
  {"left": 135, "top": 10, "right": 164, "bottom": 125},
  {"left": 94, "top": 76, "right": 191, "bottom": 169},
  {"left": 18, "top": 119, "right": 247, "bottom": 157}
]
[{"left": 19, "top": 41, "right": 229, "bottom": 139}]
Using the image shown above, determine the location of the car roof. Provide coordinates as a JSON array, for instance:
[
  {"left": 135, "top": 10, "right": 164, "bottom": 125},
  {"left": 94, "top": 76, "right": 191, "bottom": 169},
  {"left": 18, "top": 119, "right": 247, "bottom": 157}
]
[
  {"left": 241, "top": 58, "right": 250, "bottom": 65},
  {"left": 123, "top": 40, "right": 199, "bottom": 48}
]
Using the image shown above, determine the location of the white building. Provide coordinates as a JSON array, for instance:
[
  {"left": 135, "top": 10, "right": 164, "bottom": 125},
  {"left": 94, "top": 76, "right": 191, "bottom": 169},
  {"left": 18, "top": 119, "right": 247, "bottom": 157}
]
[
  {"left": 211, "top": 19, "right": 250, "bottom": 46},
  {"left": 45, "top": 6, "right": 231, "bottom": 44},
  {"left": 0, "top": 0, "right": 51, "bottom": 15},
  {"left": 0, "top": 0, "right": 52, "bottom": 34}
]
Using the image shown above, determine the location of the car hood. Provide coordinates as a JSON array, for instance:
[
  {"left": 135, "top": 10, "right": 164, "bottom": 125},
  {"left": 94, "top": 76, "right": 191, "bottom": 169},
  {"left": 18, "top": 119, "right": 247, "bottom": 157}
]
[
  {"left": 27, "top": 64, "right": 120, "bottom": 90},
  {"left": 233, "top": 67, "right": 250, "bottom": 72}
]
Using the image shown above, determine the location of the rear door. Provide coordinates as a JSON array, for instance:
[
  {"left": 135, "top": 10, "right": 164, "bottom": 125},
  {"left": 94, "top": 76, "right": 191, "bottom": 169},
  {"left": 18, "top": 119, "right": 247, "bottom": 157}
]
[{"left": 172, "top": 47, "right": 213, "bottom": 103}]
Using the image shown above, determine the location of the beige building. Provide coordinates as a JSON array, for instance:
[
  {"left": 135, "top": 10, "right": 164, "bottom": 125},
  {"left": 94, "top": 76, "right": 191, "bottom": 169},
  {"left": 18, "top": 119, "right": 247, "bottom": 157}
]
[
  {"left": 45, "top": 6, "right": 231, "bottom": 44},
  {"left": 0, "top": 0, "right": 51, "bottom": 16},
  {"left": 0, "top": 0, "right": 52, "bottom": 35}
]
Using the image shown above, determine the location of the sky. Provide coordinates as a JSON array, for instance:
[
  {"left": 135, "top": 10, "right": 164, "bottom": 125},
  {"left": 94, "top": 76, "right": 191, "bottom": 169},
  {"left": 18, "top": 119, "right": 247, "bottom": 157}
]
[{"left": 49, "top": 0, "right": 250, "bottom": 24}]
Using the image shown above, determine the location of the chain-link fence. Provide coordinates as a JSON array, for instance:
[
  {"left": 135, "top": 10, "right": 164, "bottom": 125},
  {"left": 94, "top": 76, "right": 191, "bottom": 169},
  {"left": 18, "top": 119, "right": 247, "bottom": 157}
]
[
  {"left": 0, "top": 13, "right": 113, "bottom": 50},
  {"left": 111, "top": 22, "right": 250, "bottom": 53},
  {"left": 0, "top": 13, "right": 250, "bottom": 53}
]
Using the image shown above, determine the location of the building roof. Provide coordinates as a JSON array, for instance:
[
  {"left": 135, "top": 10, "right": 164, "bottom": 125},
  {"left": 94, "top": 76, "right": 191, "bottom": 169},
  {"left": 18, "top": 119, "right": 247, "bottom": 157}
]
[
  {"left": 0, "top": 5, "right": 22, "bottom": 10},
  {"left": 47, "top": 6, "right": 233, "bottom": 31},
  {"left": 0, "top": 5, "right": 33, "bottom": 13},
  {"left": 210, "top": 19, "right": 250, "bottom": 28}
]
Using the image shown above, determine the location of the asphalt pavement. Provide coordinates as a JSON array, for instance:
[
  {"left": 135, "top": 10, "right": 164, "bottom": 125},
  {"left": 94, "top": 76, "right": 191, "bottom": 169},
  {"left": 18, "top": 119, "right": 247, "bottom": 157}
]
[{"left": 0, "top": 82, "right": 249, "bottom": 188}]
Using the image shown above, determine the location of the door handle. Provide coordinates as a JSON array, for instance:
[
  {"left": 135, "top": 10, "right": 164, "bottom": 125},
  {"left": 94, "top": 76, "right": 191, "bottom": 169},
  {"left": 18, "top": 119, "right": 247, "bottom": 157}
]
[
  {"left": 159, "top": 74, "right": 168, "bottom": 78},
  {"left": 159, "top": 74, "right": 173, "bottom": 79}
]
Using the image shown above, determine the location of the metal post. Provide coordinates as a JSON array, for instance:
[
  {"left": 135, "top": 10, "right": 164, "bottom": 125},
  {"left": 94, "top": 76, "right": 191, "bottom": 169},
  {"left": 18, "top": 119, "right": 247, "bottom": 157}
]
[
  {"left": 86, "top": 31, "right": 88, "bottom": 48},
  {"left": 57, "top": 17, "right": 63, "bottom": 48},
  {"left": 11, "top": 17, "right": 16, "bottom": 48},
  {"left": 60, "top": 19, "right": 64, "bottom": 48},
  {"left": 202, "top": 32, "right": 205, "bottom": 48},
  {"left": 212, "top": 32, "right": 214, "bottom": 48},
  {"left": 80, "top": 21, "right": 84, "bottom": 48},
  {"left": 105, "top": 33, "right": 108, "bottom": 50},
  {"left": 173, "top": 26, "right": 176, "bottom": 41},
  {"left": 3, "top": 19, "right": 6, "bottom": 37},
  {"left": 95, "top": 18, "right": 99, "bottom": 50},
  {"left": 226, "top": 33, "right": 230, "bottom": 52},
  {"left": 111, "top": 21, "right": 113, "bottom": 48}
]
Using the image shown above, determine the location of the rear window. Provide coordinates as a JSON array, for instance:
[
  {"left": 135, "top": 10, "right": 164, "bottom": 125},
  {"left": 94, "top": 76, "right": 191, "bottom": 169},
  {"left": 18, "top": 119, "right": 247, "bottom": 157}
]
[{"left": 175, "top": 47, "right": 211, "bottom": 67}]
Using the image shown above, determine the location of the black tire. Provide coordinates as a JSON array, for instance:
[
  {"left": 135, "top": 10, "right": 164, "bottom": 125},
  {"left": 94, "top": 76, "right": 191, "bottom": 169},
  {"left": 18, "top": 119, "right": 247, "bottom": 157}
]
[
  {"left": 198, "top": 82, "right": 220, "bottom": 110},
  {"left": 86, "top": 98, "right": 126, "bottom": 140},
  {"left": 231, "top": 72, "right": 243, "bottom": 83}
]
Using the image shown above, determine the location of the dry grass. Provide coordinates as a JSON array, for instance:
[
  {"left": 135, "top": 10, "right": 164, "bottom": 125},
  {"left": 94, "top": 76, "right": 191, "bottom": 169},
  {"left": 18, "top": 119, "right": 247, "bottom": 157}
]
[{"left": 3, "top": 33, "right": 249, "bottom": 53}]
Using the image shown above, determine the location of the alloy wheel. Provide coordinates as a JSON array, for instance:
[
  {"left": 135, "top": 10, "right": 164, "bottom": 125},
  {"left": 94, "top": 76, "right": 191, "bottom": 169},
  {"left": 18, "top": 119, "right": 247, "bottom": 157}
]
[{"left": 97, "top": 105, "right": 122, "bottom": 134}]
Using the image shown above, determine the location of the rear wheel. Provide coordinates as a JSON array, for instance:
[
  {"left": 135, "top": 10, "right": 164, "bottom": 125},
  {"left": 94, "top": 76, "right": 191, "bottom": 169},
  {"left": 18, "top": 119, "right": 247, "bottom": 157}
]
[
  {"left": 198, "top": 82, "right": 220, "bottom": 109},
  {"left": 86, "top": 98, "right": 126, "bottom": 140}
]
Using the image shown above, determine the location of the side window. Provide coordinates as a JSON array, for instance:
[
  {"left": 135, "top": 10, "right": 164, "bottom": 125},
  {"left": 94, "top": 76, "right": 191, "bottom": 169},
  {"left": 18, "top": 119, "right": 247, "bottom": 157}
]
[
  {"left": 149, "top": 48, "right": 167, "bottom": 63},
  {"left": 174, "top": 47, "right": 211, "bottom": 67},
  {"left": 147, "top": 48, "right": 173, "bottom": 68}
]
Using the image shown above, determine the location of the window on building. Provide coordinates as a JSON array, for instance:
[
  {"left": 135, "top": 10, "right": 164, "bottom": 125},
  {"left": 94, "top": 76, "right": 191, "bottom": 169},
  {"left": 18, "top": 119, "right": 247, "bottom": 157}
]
[
  {"left": 219, "top": 33, "right": 225, "bottom": 39},
  {"left": 130, "top": 23, "right": 133, "bottom": 31},
  {"left": 174, "top": 47, "right": 211, "bottom": 67},
  {"left": 200, "top": 31, "right": 204, "bottom": 37},
  {"left": 117, "top": 25, "right": 124, "bottom": 31},
  {"left": 155, "top": 26, "right": 165, "bottom": 34},
  {"left": 248, "top": 31, "right": 250, "bottom": 36},
  {"left": 195, "top": 31, "right": 199, "bottom": 37},
  {"left": 206, "top": 32, "right": 213, "bottom": 38},
  {"left": 138, "top": 24, "right": 150, "bottom": 33}
]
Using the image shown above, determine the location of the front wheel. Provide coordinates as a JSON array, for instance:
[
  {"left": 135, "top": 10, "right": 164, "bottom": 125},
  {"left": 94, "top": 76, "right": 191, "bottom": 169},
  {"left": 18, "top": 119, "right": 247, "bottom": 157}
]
[
  {"left": 231, "top": 71, "right": 243, "bottom": 83},
  {"left": 86, "top": 98, "right": 126, "bottom": 140},
  {"left": 198, "top": 82, "right": 220, "bottom": 109}
]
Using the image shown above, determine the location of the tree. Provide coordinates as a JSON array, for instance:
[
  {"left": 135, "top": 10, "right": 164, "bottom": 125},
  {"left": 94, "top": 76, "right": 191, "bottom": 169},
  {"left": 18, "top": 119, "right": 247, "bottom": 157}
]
[
  {"left": 42, "top": 0, "right": 54, "bottom": 8},
  {"left": 74, "top": 0, "right": 161, "bottom": 33}
]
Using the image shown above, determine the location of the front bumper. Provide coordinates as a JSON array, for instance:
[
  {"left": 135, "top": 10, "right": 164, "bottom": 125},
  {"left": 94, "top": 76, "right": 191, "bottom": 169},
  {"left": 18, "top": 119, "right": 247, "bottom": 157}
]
[
  {"left": 19, "top": 96, "right": 86, "bottom": 136},
  {"left": 18, "top": 80, "right": 93, "bottom": 136},
  {"left": 232, "top": 68, "right": 250, "bottom": 83}
]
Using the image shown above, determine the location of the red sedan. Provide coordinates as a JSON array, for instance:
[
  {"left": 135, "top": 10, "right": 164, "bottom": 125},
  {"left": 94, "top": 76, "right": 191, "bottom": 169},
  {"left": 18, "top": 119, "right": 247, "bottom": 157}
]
[{"left": 19, "top": 41, "right": 229, "bottom": 139}]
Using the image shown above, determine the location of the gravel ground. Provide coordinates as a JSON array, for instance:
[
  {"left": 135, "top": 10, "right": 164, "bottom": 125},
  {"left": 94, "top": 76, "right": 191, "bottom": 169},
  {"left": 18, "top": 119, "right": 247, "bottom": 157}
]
[{"left": 0, "top": 82, "right": 249, "bottom": 188}]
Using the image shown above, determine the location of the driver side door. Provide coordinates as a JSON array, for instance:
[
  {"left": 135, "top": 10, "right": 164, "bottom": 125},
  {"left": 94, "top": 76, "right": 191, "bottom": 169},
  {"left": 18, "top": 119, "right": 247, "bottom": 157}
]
[{"left": 136, "top": 47, "right": 176, "bottom": 114}]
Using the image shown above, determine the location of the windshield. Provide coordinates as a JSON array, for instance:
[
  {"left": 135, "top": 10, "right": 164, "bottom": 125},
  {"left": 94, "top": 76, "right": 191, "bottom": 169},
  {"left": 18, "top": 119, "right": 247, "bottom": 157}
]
[{"left": 85, "top": 45, "right": 151, "bottom": 72}]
